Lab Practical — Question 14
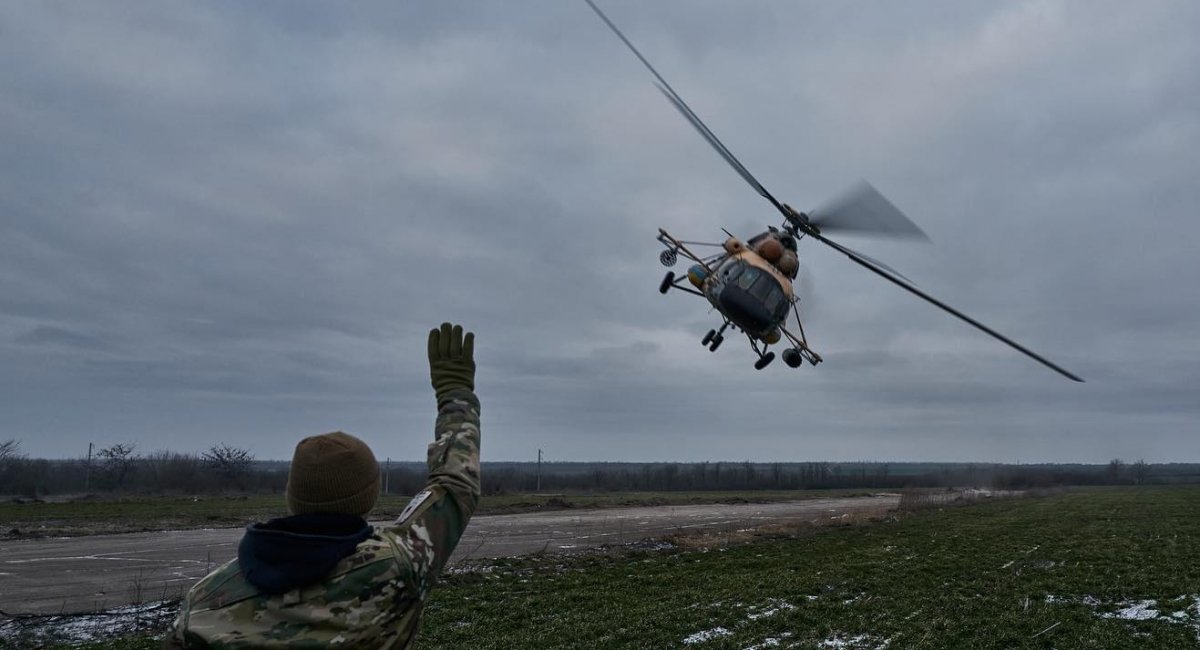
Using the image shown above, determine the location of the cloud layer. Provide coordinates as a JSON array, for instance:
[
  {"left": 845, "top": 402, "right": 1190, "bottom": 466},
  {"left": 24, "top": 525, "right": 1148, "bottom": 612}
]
[{"left": 2, "top": 1, "right": 1198, "bottom": 462}]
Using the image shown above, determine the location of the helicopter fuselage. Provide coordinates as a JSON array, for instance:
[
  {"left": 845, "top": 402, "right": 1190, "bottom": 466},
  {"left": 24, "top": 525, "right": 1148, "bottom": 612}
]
[{"left": 700, "top": 244, "right": 794, "bottom": 342}]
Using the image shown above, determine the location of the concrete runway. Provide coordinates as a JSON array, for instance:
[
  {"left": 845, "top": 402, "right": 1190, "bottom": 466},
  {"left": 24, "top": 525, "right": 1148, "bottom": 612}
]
[{"left": 0, "top": 495, "right": 896, "bottom": 615}]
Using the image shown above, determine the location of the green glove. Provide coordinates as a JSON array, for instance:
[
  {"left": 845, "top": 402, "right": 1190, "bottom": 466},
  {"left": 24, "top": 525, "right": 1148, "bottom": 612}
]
[{"left": 428, "top": 322, "right": 475, "bottom": 405}]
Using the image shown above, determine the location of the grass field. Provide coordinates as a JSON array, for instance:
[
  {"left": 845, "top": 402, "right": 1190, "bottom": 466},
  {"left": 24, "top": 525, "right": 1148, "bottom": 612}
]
[
  {"left": 416, "top": 486, "right": 1200, "bottom": 649},
  {"left": 8, "top": 486, "right": 1200, "bottom": 649},
  {"left": 0, "top": 490, "right": 869, "bottom": 538}
]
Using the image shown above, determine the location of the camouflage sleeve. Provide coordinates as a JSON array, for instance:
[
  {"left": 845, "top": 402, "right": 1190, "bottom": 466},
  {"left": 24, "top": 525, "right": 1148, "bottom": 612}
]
[
  {"left": 162, "top": 618, "right": 187, "bottom": 649},
  {"left": 384, "top": 387, "right": 481, "bottom": 599},
  {"left": 162, "top": 607, "right": 202, "bottom": 649}
]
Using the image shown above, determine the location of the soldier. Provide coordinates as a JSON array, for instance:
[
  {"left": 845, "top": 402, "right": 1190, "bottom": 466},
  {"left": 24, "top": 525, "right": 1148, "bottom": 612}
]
[{"left": 165, "top": 322, "right": 480, "bottom": 648}]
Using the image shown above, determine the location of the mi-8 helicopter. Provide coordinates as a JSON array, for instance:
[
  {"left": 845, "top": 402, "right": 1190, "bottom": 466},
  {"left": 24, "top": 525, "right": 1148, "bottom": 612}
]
[{"left": 586, "top": 0, "right": 1082, "bottom": 381}]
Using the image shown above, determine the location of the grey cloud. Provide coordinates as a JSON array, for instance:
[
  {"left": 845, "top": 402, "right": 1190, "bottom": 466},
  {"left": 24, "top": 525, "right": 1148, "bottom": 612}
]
[
  {"left": 1, "top": 1, "right": 1197, "bottom": 462},
  {"left": 15, "top": 325, "right": 113, "bottom": 352}
]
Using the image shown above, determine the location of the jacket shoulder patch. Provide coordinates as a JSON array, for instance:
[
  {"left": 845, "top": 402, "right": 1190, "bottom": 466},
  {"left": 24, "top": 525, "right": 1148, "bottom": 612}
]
[{"left": 396, "top": 489, "right": 433, "bottom": 525}]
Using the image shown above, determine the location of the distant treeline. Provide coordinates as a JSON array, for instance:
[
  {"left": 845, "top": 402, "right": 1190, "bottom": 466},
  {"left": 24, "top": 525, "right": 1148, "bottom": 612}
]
[{"left": 0, "top": 439, "right": 1195, "bottom": 497}]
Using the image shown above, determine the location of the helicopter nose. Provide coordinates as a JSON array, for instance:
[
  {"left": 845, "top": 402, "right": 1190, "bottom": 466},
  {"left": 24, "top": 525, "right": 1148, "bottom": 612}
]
[{"left": 717, "top": 284, "right": 775, "bottom": 334}]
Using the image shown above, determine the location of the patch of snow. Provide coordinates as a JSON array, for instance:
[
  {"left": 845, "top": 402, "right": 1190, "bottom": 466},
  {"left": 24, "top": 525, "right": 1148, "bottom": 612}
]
[
  {"left": 683, "top": 626, "right": 733, "bottom": 645},
  {"left": 0, "top": 601, "right": 177, "bottom": 645},
  {"left": 818, "top": 633, "right": 891, "bottom": 649},
  {"left": 747, "top": 600, "right": 795, "bottom": 621},
  {"left": 1104, "top": 600, "right": 1159, "bottom": 621},
  {"left": 1000, "top": 561, "right": 1014, "bottom": 569},
  {"left": 743, "top": 632, "right": 792, "bottom": 650}
]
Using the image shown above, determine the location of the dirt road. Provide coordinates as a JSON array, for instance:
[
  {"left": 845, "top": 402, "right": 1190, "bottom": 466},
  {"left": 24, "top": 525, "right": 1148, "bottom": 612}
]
[{"left": 0, "top": 495, "right": 896, "bottom": 614}]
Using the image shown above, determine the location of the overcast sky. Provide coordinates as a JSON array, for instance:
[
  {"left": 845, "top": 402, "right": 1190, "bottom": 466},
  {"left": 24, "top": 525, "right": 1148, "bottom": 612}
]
[{"left": 2, "top": 1, "right": 1197, "bottom": 463}]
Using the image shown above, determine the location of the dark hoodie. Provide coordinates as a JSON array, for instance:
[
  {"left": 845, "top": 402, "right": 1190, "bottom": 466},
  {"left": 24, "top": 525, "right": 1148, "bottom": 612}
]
[{"left": 237, "top": 512, "right": 373, "bottom": 595}]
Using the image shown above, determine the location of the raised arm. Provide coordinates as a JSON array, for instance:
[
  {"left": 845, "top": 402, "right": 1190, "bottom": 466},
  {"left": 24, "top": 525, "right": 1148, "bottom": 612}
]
[{"left": 385, "top": 323, "right": 481, "bottom": 599}]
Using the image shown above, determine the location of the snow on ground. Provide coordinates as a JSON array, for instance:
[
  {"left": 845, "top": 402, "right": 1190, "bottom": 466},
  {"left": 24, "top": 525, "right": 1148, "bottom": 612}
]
[
  {"left": 747, "top": 599, "right": 796, "bottom": 621},
  {"left": 742, "top": 632, "right": 793, "bottom": 649},
  {"left": 683, "top": 626, "right": 733, "bottom": 644},
  {"left": 818, "top": 633, "right": 892, "bottom": 649},
  {"left": 1103, "top": 600, "right": 1159, "bottom": 621},
  {"left": 1045, "top": 594, "right": 1200, "bottom": 640},
  {"left": 0, "top": 601, "right": 176, "bottom": 645}
]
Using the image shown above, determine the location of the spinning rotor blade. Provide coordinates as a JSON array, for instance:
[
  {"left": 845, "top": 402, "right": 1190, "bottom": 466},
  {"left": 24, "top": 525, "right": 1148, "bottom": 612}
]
[
  {"left": 654, "top": 84, "right": 781, "bottom": 211},
  {"left": 835, "top": 242, "right": 918, "bottom": 286},
  {"left": 808, "top": 181, "right": 930, "bottom": 240},
  {"left": 583, "top": 0, "right": 791, "bottom": 219},
  {"left": 812, "top": 232, "right": 1084, "bottom": 382}
]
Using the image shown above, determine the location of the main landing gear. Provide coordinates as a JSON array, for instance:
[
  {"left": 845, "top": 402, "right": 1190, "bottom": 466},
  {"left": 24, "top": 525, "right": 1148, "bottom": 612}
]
[
  {"left": 749, "top": 338, "right": 775, "bottom": 370},
  {"left": 702, "top": 322, "right": 730, "bottom": 352}
]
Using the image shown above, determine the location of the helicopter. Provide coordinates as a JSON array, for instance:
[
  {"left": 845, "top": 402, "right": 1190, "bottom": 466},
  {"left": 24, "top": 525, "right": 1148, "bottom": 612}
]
[{"left": 585, "top": 0, "right": 1082, "bottom": 381}]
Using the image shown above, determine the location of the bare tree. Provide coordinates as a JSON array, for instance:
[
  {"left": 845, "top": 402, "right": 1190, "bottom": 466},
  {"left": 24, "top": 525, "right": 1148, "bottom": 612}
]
[
  {"left": 97, "top": 443, "right": 138, "bottom": 490},
  {"left": 202, "top": 443, "right": 255, "bottom": 488},
  {"left": 1132, "top": 459, "right": 1151, "bottom": 486},
  {"left": 0, "top": 439, "right": 21, "bottom": 461},
  {"left": 0, "top": 439, "right": 23, "bottom": 490},
  {"left": 1107, "top": 458, "right": 1124, "bottom": 484}
]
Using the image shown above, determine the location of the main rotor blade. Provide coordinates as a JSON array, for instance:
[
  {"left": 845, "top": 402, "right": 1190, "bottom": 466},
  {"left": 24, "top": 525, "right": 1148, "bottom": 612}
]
[
  {"left": 583, "top": 0, "right": 790, "bottom": 219},
  {"left": 653, "top": 84, "right": 783, "bottom": 212},
  {"left": 809, "top": 180, "right": 930, "bottom": 240},
  {"left": 813, "top": 233, "right": 1083, "bottom": 382},
  {"left": 834, "top": 241, "right": 918, "bottom": 286}
]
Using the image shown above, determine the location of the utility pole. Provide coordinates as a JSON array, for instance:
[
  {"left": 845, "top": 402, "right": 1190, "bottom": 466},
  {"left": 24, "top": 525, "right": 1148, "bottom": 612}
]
[
  {"left": 536, "top": 449, "right": 542, "bottom": 493},
  {"left": 384, "top": 457, "right": 390, "bottom": 495},
  {"left": 85, "top": 442, "right": 93, "bottom": 493}
]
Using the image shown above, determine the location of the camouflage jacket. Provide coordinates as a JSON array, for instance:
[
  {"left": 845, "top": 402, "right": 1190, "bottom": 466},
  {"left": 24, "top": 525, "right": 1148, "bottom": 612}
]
[{"left": 165, "top": 388, "right": 481, "bottom": 649}]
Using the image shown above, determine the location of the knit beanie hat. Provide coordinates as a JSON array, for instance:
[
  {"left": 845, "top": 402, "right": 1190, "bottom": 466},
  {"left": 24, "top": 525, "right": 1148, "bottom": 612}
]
[{"left": 286, "top": 431, "right": 380, "bottom": 517}]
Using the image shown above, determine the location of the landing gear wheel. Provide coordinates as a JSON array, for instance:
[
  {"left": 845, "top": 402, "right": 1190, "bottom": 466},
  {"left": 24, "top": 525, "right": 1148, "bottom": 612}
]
[
  {"left": 702, "top": 329, "right": 716, "bottom": 346},
  {"left": 754, "top": 352, "right": 776, "bottom": 370},
  {"left": 708, "top": 334, "right": 724, "bottom": 352},
  {"left": 659, "top": 272, "right": 675, "bottom": 294},
  {"left": 782, "top": 348, "right": 803, "bottom": 368}
]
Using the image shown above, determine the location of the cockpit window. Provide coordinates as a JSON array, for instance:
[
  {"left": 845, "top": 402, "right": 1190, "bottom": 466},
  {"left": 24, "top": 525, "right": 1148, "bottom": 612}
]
[
  {"left": 764, "top": 285, "right": 784, "bottom": 312},
  {"left": 750, "top": 274, "right": 775, "bottom": 301},
  {"left": 736, "top": 266, "right": 759, "bottom": 290},
  {"left": 723, "top": 261, "right": 744, "bottom": 283}
]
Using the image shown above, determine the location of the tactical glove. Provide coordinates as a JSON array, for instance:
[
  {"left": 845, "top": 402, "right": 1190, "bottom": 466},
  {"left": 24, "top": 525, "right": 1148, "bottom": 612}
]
[{"left": 428, "top": 322, "right": 475, "bottom": 406}]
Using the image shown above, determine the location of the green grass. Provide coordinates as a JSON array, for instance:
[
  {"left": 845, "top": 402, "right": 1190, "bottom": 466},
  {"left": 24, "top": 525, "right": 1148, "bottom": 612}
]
[
  {"left": 0, "top": 490, "right": 868, "bottom": 538},
  {"left": 416, "top": 486, "right": 1200, "bottom": 649}
]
